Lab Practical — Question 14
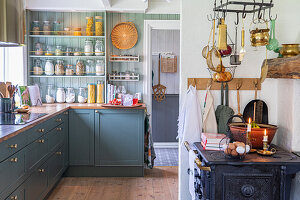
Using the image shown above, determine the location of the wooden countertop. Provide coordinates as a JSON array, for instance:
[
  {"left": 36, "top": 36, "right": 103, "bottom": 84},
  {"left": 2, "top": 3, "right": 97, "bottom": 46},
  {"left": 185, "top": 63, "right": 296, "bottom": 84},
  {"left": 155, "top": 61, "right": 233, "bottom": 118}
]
[{"left": 0, "top": 103, "right": 146, "bottom": 143}]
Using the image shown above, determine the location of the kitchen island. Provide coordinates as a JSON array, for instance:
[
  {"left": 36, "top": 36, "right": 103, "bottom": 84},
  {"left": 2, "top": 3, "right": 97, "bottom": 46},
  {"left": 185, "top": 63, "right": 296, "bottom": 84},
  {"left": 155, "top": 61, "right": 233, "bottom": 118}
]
[{"left": 0, "top": 104, "right": 146, "bottom": 200}]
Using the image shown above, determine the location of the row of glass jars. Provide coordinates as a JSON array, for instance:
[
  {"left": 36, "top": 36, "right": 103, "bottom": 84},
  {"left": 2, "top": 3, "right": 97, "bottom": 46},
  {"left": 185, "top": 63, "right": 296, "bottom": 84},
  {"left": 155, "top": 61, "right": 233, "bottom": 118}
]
[
  {"left": 33, "top": 59, "right": 105, "bottom": 76},
  {"left": 34, "top": 40, "right": 104, "bottom": 56},
  {"left": 32, "top": 21, "right": 62, "bottom": 35}
]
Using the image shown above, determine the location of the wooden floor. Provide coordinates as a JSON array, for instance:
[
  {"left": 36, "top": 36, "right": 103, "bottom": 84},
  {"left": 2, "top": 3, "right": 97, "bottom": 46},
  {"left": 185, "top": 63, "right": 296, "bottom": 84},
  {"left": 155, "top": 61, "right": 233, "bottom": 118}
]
[{"left": 47, "top": 166, "right": 178, "bottom": 200}]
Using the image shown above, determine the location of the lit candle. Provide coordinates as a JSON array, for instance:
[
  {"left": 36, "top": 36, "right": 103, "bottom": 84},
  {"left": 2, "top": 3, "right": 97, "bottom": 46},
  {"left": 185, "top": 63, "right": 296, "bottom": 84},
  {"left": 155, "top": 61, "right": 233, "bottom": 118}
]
[
  {"left": 247, "top": 118, "right": 251, "bottom": 132},
  {"left": 263, "top": 129, "right": 268, "bottom": 142}
]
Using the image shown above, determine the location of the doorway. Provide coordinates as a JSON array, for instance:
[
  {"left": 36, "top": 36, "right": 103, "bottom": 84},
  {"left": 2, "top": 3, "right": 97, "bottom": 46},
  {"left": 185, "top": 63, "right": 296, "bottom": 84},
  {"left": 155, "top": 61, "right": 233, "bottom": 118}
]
[{"left": 143, "top": 20, "right": 180, "bottom": 167}]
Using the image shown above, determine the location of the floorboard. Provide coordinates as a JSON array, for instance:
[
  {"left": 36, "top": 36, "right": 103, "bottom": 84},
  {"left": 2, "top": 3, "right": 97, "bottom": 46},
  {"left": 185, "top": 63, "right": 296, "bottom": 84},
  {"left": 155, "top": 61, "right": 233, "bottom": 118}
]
[{"left": 47, "top": 166, "right": 178, "bottom": 200}]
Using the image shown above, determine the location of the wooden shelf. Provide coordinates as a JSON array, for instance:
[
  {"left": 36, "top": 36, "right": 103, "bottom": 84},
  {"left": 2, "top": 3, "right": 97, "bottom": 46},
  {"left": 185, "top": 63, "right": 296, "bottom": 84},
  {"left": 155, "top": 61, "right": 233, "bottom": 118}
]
[
  {"left": 29, "top": 35, "right": 105, "bottom": 39},
  {"left": 109, "top": 55, "right": 140, "bottom": 62},
  {"left": 29, "top": 55, "right": 105, "bottom": 59},
  {"left": 30, "top": 75, "right": 106, "bottom": 78},
  {"left": 109, "top": 74, "right": 139, "bottom": 82}
]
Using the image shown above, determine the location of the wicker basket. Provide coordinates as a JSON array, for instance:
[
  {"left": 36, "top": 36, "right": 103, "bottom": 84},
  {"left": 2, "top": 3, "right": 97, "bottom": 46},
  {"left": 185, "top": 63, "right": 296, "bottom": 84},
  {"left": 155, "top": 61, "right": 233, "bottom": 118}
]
[{"left": 111, "top": 22, "right": 138, "bottom": 50}]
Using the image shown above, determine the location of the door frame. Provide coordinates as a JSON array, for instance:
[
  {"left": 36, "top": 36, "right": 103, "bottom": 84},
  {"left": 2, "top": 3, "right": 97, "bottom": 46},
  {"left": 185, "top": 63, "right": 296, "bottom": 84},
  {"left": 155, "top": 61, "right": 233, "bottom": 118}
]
[{"left": 143, "top": 20, "right": 180, "bottom": 147}]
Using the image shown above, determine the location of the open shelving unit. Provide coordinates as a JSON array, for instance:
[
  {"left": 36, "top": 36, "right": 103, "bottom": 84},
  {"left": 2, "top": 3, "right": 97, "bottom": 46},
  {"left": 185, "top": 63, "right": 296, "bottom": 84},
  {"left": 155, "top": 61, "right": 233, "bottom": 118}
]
[{"left": 26, "top": 10, "right": 108, "bottom": 102}]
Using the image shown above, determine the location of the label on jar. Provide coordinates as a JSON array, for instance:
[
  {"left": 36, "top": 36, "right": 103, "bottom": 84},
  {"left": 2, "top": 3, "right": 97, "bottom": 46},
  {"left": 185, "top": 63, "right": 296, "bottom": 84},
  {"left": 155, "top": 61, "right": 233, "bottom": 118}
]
[
  {"left": 45, "top": 62, "right": 54, "bottom": 75},
  {"left": 66, "top": 69, "right": 74, "bottom": 76}
]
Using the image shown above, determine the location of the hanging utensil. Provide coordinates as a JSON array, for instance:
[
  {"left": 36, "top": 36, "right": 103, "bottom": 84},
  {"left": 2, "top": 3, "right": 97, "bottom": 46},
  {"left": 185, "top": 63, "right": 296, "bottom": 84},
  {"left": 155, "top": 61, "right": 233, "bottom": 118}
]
[
  {"left": 239, "top": 18, "right": 246, "bottom": 61},
  {"left": 230, "top": 26, "right": 241, "bottom": 65},
  {"left": 266, "top": 19, "right": 279, "bottom": 51},
  {"left": 207, "top": 19, "right": 222, "bottom": 72},
  {"left": 260, "top": 47, "right": 268, "bottom": 83},
  {"left": 218, "top": 18, "right": 227, "bottom": 50},
  {"left": 236, "top": 80, "right": 242, "bottom": 116},
  {"left": 202, "top": 24, "right": 213, "bottom": 59},
  {"left": 153, "top": 54, "right": 166, "bottom": 102}
]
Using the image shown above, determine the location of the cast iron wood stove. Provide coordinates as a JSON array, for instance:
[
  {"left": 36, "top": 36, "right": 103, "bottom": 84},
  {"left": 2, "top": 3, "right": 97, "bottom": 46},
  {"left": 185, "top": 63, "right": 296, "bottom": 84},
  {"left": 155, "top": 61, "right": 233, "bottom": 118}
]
[{"left": 193, "top": 143, "right": 300, "bottom": 200}]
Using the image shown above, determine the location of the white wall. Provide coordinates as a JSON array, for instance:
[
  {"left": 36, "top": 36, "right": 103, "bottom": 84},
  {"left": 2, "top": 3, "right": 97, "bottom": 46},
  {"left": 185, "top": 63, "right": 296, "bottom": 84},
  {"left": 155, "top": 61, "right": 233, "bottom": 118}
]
[
  {"left": 147, "top": 0, "right": 180, "bottom": 14},
  {"left": 180, "top": 0, "right": 300, "bottom": 199},
  {"left": 152, "top": 29, "right": 180, "bottom": 94}
]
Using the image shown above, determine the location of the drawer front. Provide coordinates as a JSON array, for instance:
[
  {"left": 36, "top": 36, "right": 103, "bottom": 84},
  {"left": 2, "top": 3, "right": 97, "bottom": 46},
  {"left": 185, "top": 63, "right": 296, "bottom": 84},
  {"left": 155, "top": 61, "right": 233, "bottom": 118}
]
[
  {"left": 48, "top": 146, "right": 64, "bottom": 187},
  {"left": 25, "top": 162, "right": 48, "bottom": 200},
  {"left": 0, "top": 132, "right": 27, "bottom": 163},
  {"left": 48, "top": 123, "right": 65, "bottom": 153},
  {"left": 0, "top": 150, "right": 25, "bottom": 193},
  {"left": 5, "top": 184, "right": 25, "bottom": 200},
  {"left": 48, "top": 112, "right": 68, "bottom": 131},
  {"left": 25, "top": 135, "right": 48, "bottom": 172}
]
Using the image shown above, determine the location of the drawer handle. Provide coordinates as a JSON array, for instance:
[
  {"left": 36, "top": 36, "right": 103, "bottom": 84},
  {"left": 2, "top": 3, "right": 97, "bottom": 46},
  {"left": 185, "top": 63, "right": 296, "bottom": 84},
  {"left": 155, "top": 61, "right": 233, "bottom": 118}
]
[
  {"left": 38, "top": 169, "right": 45, "bottom": 173},
  {"left": 37, "top": 139, "right": 45, "bottom": 143},
  {"left": 8, "top": 144, "right": 18, "bottom": 149},
  {"left": 56, "top": 127, "right": 62, "bottom": 131},
  {"left": 56, "top": 151, "right": 62, "bottom": 155},
  {"left": 95, "top": 110, "right": 99, "bottom": 113},
  {"left": 64, "top": 112, "right": 68, "bottom": 115},
  {"left": 37, "top": 128, "right": 45, "bottom": 133},
  {"left": 10, "top": 196, "right": 18, "bottom": 200},
  {"left": 10, "top": 158, "right": 18, "bottom": 163},
  {"left": 55, "top": 118, "right": 62, "bottom": 122}
]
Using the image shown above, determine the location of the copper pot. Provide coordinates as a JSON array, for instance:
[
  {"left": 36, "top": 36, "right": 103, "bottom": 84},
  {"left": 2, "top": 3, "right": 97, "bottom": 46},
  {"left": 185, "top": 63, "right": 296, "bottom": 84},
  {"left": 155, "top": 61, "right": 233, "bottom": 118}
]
[
  {"left": 229, "top": 123, "right": 278, "bottom": 149},
  {"left": 250, "top": 28, "right": 270, "bottom": 47},
  {"left": 280, "top": 44, "right": 300, "bottom": 58}
]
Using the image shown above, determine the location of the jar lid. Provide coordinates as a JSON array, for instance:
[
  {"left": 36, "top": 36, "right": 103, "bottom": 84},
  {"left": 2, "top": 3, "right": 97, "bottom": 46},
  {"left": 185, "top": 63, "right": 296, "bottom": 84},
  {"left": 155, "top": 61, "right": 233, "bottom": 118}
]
[
  {"left": 74, "top": 27, "right": 82, "bottom": 31},
  {"left": 53, "top": 21, "right": 61, "bottom": 23},
  {"left": 86, "top": 16, "right": 93, "bottom": 20},
  {"left": 95, "top": 16, "right": 103, "bottom": 20},
  {"left": 43, "top": 21, "right": 50, "bottom": 23},
  {"left": 33, "top": 20, "right": 40, "bottom": 23},
  {"left": 57, "top": 87, "right": 64, "bottom": 89}
]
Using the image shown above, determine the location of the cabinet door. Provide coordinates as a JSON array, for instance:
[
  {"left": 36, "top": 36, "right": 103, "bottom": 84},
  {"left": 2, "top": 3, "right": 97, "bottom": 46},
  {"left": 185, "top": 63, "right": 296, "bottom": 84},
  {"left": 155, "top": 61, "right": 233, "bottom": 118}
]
[
  {"left": 48, "top": 146, "right": 64, "bottom": 187},
  {"left": 5, "top": 184, "right": 25, "bottom": 200},
  {"left": 69, "top": 109, "right": 94, "bottom": 165},
  {"left": 95, "top": 109, "right": 144, "bottom": 166}
]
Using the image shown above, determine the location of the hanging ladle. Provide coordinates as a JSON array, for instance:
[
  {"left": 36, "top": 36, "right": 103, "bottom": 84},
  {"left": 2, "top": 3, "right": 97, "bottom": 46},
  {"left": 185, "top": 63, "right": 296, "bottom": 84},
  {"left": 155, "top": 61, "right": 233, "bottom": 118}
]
[{"left": 230, "top": 25, "right": 241, "bottom": 65}]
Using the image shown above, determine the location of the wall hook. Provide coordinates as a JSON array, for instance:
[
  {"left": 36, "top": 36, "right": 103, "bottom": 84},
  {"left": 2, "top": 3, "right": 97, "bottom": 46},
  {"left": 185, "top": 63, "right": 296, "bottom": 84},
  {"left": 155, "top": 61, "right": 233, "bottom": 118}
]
[
  {"left": 236, "top": 79, "right": 243, "bottom": 90},
  {"left": 269, "top": 0, "right": 277, "bottom": 20},
  {"left": 234, "top": 12, "right": 239, "bottom": 25},
  {"left": 242, "top": 4, "right": 247, "bottom": 19}
]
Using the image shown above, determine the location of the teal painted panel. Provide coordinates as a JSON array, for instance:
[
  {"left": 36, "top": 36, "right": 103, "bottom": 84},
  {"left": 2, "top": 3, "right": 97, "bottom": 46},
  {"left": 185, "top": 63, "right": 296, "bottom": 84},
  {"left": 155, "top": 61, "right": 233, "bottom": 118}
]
[
  {"left": 69, "top": 109, "right": 95, "bottom": 165},
  {"left": 47, "top": 123, "right": 65, "bottom": 153},
  {"left": 47, "top": 145, "right": 64, "bottom": 187},
  {"left": 5, "top": 184, "right": 25, "bottom": 200},
  {"left": 95, "top": 109, "right": 144, "bottom": 166}
]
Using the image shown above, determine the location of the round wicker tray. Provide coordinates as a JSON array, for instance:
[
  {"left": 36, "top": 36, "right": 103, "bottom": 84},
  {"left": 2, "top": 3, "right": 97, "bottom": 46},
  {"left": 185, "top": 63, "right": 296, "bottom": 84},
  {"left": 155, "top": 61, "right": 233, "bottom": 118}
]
[{"left": 111, "top": 22, "right": 138, "bottom": 50}]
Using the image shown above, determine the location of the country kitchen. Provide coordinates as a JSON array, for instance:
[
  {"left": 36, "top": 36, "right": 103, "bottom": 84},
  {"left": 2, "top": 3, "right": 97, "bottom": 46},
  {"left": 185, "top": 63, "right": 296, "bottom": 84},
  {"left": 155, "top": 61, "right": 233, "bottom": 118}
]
[{"left": 0, "top": 0, "right": 300, "bottom": 200}]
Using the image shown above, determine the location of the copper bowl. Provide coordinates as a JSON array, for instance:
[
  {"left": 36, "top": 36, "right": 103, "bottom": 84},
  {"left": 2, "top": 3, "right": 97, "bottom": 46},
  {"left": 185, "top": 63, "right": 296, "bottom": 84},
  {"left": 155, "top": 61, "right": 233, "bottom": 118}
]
[
  {"left": 250, "top": 28, "right": 270, "bottom": 47},
  {"left": 229, "top": 123, "right": 278, "bottom": 149},
  {"left": 280, "top": 44, "right": 300, "bottom": 58}
]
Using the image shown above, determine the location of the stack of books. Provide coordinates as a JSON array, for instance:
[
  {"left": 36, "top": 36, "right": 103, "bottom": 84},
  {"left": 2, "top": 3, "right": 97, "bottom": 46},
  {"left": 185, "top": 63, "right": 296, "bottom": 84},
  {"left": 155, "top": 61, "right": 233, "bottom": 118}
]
[{"left": 201, "top": 133, "right": 227, "bottom": 151}]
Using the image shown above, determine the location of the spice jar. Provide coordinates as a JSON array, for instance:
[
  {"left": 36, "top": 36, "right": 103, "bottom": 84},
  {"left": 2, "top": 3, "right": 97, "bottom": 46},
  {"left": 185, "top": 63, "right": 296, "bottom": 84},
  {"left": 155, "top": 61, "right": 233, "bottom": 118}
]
[
  {"left": 95, "top": 16, "right": 103, "bottom": 36},
  {"left": 45, "top": 45, "right": 54, "bottom": 56},
  {"left": 86, "top": 17, "right": 93, "bottom": 36},
  {"left": 95, "top": 40, "right": 104, "bottom": 56},
  {"left": 86, "top": 59, "right": 95, "bottom": 75},
  {"left": 55, "top": 60, "right": 65, "bottom": 75},
  {"left": 78, "top": 87, "right": 87, "bottom": 103},
  {"left": 43, "top": 21, "right": 51, "bottom": 35},
  {"left": 35, "top": 43, "right": 44, "bottom": 55},
  {"left": 73, "top": 28, "right": 82, "bottom": 36},
  {"left": 76, "top": 59, "right": 85, "bottom": 76},
  {"left": 56, "top": 88, "right": 66, "bottom": 103},
  {"left": 84, "top": 40, "right": 93, "bottom": 56},
  {"left": 97, "top": 81, "right": 104, "bottom": 104},
  {"left": 44, "top": 60, "right": 54, "bottom": 75},
  {"left": 53, "top": 21, "right": 62, "bottom": 35},
  {"left": 66, "top": 87, "right": 76, "bottom": 103},
  {"left": 32, "top": 21, "right": 40, "bottom": 35},
  {"left": 64, "top": 27, "right": 71, "bottom": 35},
  {"left": 55, "top": 45, "right": 64, "bottom": 56},
  {"left": 95, "top": 59, "right": 105, "bottom": 76},
  {"left": 65, "top": 64, "right": 74, "bottom": 76},
  {"left": 65, "top": 47, "right": 73, "bottom": 56},
  {"left": 33, "top": 59, "right": 43, "bottom": 75},
  {"left": 74, "top": 48, "right": 82, "bottom": 56},
  {"left": 88, "top": 84, "right": 96, "bottom": 103},
  {"left": 46, "top": 85, "right": 55, "bottom": 104}
]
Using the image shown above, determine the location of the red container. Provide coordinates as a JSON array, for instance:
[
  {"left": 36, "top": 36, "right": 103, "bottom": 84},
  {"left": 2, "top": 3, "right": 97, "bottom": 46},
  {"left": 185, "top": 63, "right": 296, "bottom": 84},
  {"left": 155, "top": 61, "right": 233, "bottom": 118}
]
[
  {"left": 133, "top": 98, "right": 138, "bottom": 105},
  {"left": 229, "top": 123, "right": 278, "bottom": 149}
]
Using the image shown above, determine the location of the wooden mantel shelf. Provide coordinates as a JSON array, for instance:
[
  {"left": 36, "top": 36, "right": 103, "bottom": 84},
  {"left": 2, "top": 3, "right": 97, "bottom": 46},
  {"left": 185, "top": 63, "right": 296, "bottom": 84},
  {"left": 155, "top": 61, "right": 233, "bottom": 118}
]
[{"left": 262, "top": 54, "right": 300, "bottom": 79}]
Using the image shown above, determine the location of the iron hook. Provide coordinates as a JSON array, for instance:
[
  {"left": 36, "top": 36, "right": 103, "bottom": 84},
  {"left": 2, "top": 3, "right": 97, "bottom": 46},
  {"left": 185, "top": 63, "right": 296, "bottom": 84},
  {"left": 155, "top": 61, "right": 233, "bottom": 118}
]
[
  {"left": 234, "top": 12, "right": 239, "bottom": 25},
  {"left": 269, "top": 0, "right": 277, "bottom": 20},
  {"left": 242, "top": 4, "right": 247, "bottom": 18},
  {"left": 252, "top": 0, "right": 257, "bottom": 24}
]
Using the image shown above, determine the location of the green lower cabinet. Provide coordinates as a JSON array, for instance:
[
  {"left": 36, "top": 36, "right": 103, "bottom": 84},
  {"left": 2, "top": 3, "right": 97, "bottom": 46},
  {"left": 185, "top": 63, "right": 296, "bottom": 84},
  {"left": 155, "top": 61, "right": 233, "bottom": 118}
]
[
  {"left": 48, "top": 146, "right": 65, "bottom": 187},
  {"left": 5, "top": 184, "right": 25, "bottom": 200},
  {"left": 69, "top": 109, "right": 95, "bottom": 165},
  {"left": 95, "top": 109, "right": 144, "bottom": 166},
  {"left": 24, "top": 162, "right": 48, "bottom": 200}
]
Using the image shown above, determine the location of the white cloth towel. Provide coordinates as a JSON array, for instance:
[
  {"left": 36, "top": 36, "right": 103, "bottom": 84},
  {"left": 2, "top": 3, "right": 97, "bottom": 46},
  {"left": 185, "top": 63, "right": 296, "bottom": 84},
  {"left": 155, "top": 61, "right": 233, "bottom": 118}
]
[
  {"left": 202, "top": 90, "right": 218, "bottom": 133},
  {"left": 27, "top": 85, "right": 42, "bottom": 106},
  {"left": 189, "top": 150, "right": 197, "bottom": 200},
  {"left": 177, "top": 85, "right": 202, "bottom": 146}
]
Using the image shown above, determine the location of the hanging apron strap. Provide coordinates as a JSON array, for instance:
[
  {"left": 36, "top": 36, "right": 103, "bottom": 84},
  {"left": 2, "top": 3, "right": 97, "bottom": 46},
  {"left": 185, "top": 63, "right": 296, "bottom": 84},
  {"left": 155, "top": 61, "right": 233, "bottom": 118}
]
[
  {"left": 220, "top": 82, "right": 224, "bottom": 105},
  {"left": 225, "top": 83, "right": 229, "bottom": 106}
]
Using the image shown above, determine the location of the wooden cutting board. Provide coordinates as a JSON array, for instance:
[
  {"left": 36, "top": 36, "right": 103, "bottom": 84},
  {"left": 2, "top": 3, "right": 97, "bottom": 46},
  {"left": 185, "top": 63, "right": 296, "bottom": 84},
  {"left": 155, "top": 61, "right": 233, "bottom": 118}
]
[
  {"left": 5, "top": 82, "right": 11, "bottom": 98},
  {"left": 0, "top": 82, "right": 6, "bottom": 98}
]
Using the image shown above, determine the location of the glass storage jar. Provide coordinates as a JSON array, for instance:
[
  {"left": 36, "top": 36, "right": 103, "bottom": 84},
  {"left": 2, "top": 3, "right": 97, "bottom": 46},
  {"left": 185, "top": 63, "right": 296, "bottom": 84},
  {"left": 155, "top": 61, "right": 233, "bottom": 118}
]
[
  {"left": 45, "top": 45, "right": 54, "bottom": 56},
  {"left": 53, "top": 21, "right": 62, "bottom": 35},
  {"left": 55, "top": 45, "right": 64, "bottom": 56},
  {"left": 35, "top": 43, "right": 44, "bottom": 55},
  {"left": 56, "top": 88, "right": 66, "bottom": 103},
  {"left": 43, "top": 21, "right": 51, "bottom": 35},
  {"left": 65, "top": 64, "right": 74, "bottom": 76},
  {"left": 86, "top": 59, "right": 95, "bottom": 75},
  {"left": 32, "top": 21, "right": 40, "bottom": 35},
  {"left": 95, "top": 59, "right": 105, "bottom": 76},
  {"left": 78, "top": 87, "right": 87, "bottom": 103},
  {"left": 55, "top": 60, "right": 65, "bottom": 75},
  {"left": 33, "top": 59, "right": 43, "bottom": 75},
  {"left": 73, "top": 27, "right": 82, "bottom": 36},
  {"left": 76, "top": 59, "right": 85, "bottom": 76},
  {"left": 44, "top": 60, "right": 54, "bottom": 75},
  {"left": 46, "top": 84, "right": 55, "bottom": 104},
  {"left": 96, "top": 81, "right": 104, "bottom": 103},
  {"left": 84, "top": 40, "right": 93, "bottom": 56},
  {"left": 95, "top": 16, "right": 103, "bottom": 36},
  {"left": 88, "top": 84, "right": 96, "bottom": 103},
  {"left": 95, "top": 40, "right": 104, "bottom": 56},
  {"left": 66, "top": 87, "right": 75, "bottom": 103},
  {"left": 65, "top": 47, "right": 73, "bottom": 56},
  {"left": 86, "top": 17, "right": 93, "bottom": 36},
  {"left": 74, "top": 48, "right": 82, "bottom": 56}
]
